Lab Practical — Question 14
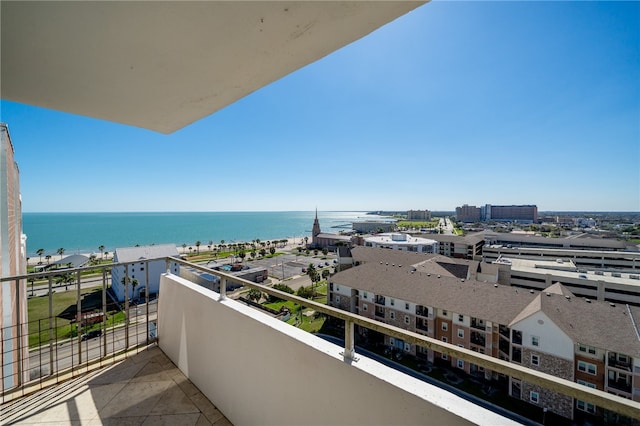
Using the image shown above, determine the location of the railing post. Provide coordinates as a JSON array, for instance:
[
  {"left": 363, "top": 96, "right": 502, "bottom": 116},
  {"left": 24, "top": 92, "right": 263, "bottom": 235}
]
[
  {"left": 76, "top": 270, "right": 82, "bottom": 365},
  {"left": 165, "top": 258, "right": 171, "bottom": 275},
  {"left": 14, "top": 278, "right": 23, "bottom": 387},
  {"left": 102, "top": 268, "right": 107, "bottom": 357},
  {"left": 220, "top": 277, "right": 227, "bottom": 300},
  {"left": 146, "top": 260, "right": 150, "bottom": 343},
  {"left": 48, "top": 275, "right": 54, "bottom": 376},
  {"left": 124, "top": 266, "right": 129, "bottom": 349},
  {"left": 343, "top": 319, "right": 357, "bottom": 361}
]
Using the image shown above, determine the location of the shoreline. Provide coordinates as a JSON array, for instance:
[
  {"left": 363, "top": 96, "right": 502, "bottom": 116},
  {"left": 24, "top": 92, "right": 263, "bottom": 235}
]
[{"left": 26, "top": 236, "right": 305, "bottom": 266}]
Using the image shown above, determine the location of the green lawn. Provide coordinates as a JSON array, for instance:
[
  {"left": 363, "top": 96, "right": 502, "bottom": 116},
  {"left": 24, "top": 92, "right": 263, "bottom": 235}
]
[
  {"left": 262, "top": 282, "right": 328, "bottom": 333},
  {"left": 27, "top": 285, "right": 124, "bottom": 348}
]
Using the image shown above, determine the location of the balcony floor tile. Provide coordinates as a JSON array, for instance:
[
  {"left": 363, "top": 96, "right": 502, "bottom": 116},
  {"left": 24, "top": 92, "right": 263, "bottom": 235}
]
[{"left": 1, "top": 346, "right": 232, "bottom": 425}]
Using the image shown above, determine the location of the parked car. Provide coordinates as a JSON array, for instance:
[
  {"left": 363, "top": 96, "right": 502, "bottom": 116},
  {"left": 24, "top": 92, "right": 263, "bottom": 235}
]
[{"left": 81, "top": 329, "right": 103, "bottom": 341}]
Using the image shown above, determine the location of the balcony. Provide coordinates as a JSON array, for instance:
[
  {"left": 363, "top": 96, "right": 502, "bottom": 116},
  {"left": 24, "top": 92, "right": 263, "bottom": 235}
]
[
  {"left": 608, "top": 355, "right": 632, "bottom": 372},
  {"left": 471, "top": 331, "right": 486, "bottom": 347},
  {"left": 608, "top": 379, "right": 632, "bottom": 394},
  {"left": 375, "top": 306, "right": 385, "bottom": 318},
  {"left": 2, "top": 258, "right": 639, "bottom": 424},
  {"left": 470, "top": 318, "right": 486, "bottom": 331},
  {"left": 416, "top": 318, "right": 429, "bottom": 332},
  {"left": 374, "top": 295, "right": 386, "bottom": 305},
  {"left": 415, "top": 305, "right": 429, "bottom": 318}
]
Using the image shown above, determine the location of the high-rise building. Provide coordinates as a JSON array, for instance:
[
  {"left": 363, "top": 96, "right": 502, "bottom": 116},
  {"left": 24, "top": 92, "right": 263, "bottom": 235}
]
[
  {"left": 456, "top": 204, "right": 538, "bottom": 223},
  {"left": 0, "top": 123, "right": 28, "bottom": 391}
]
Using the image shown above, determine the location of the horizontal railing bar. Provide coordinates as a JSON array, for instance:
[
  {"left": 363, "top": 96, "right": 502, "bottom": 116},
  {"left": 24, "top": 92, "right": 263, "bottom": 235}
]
[{"left": 3, "top": 256, "right": 639, "bottom": 419}]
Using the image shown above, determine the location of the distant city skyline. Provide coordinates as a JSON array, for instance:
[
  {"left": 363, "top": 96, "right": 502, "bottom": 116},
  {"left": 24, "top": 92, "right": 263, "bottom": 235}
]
[{"left": 1, "top": 1, "right": 638, "bottom": 213}]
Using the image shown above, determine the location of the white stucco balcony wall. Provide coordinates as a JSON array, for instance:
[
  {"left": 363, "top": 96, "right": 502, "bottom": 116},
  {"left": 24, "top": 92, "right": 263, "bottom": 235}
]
[{"left": 158, "top": 273, "right": 518, "bottom": 426}]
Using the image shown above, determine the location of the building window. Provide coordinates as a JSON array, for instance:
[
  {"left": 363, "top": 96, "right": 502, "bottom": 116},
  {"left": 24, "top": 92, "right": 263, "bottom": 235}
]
[
  {"left": 405, "top": 302, "right": 409, "bottom": 310},
  {"left": 530, "top": 391, "right": 539, "bottom": 404},
  {"left": 404, "top": 342, "right": 411, "bottom": 352},
  {"left": 335, "top": 296, "right": 340, "bottom": 304},
  {"left": 531, "top": 336, "right": 540, "bottom": 347},
  {"left": 442, "top": 322, "right": 448, "bottom": 331},
  {"left": 390, "top": 298, "right": 395, "bottom": 306},
  {"left": 336, "top": 285, "right": 340, "bottom": 291},
  {"left": 404, "top": 315, "right": 410, "bottom": 325},
  {"left": 442, "top": 352, "right": 448, "bottom": 360},
  {"left": 389, "top": 337, "right": 395, "bottom": 346},
  {"left": 362, "top": 303, "right": 367, "bottom": 311},
  {"left": 577, "top": 400, "right": 596, "bottom": 414},
  {"left": 442, "top": 310, "right": 447, "bottom": 316},
  {"left": 442, "top": 337, "right": 448, "bottom": 343},
  {"left": 363, "top": 291, "right": 367, "bottom": 299},
  {"left": 457, "top": 329, "right": 464, "bottom": 338},
  {"left": 390, "top": 312, "right": 395, "bottom": 320},
  {"left": 458, "top": 314, "right": 464, "bottom": 322},
  {"left": 578, "top": 361, "right": 597, "bottom": 375},
  {"left": 457, "top": 360, "right": 464, "bottom": 369},
  {"left": 531, "top": 354, "right": 540, "bottom": 366}
]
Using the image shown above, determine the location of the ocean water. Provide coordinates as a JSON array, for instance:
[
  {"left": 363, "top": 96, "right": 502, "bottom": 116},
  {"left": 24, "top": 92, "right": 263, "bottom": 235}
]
[{"left": 22, "top": 211, "right": 389, "bottom": 257}]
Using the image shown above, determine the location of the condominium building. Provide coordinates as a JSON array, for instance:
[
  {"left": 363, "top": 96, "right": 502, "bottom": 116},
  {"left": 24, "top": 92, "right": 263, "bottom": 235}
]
[
  {"left": 0, "top": 123, "right": 28, "bottom": 391},
  {"left": 456, "top": 204, "right": 538, "bottom": 223},
  {"left": 328, "top": 247, "right": 640, "bottom": 422},
  {"left": 111, "top": 244, "right": 180, "bottom": 302},
  {"left": 407, "top": 210, "right": 432, "bottom": 221}
]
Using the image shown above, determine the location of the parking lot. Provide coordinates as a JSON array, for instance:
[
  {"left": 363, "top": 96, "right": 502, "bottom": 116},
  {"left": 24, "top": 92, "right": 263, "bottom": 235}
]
[{"left": 206, "top": 252, "right": 337, "bottom": 281}]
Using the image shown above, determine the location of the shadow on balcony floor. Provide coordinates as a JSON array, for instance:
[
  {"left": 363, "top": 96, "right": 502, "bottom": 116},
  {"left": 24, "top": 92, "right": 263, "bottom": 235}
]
[{"left": 1, "top": 346, "right": 232, "bottom": 425}]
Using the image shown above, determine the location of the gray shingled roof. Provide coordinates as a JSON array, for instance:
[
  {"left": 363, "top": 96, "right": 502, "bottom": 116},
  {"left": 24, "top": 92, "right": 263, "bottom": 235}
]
[
  {"left": 114, "top": 244, "right": 179, "bottom": 263},
  {"left": 332, "top": 260, "right": 536, "bottom": 325},
  {"left": 332, "top": 249, "right": 640, "bottom": 355}
]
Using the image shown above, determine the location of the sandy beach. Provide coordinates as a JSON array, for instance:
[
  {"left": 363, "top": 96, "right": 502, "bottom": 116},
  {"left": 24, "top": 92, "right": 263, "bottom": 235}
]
[{"left": 27, "top": 237, "right": 304, "bottom": 266}]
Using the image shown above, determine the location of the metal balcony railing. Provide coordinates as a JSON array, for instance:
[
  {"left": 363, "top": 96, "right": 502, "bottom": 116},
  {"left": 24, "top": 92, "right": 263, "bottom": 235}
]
[{"left": 2, "top": 256, "right": 640, "bottom": 420}]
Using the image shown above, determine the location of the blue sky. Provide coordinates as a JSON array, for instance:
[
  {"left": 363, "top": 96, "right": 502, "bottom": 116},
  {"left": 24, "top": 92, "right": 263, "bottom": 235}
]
[{"left": 2, "top": 1, "right": 638, "bottom": 213}]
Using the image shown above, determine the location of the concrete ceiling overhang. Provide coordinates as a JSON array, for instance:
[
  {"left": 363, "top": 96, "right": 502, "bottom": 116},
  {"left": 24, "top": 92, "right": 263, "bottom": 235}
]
[{"left": 1, "top": 1, "right": 425, "bottom": 134}]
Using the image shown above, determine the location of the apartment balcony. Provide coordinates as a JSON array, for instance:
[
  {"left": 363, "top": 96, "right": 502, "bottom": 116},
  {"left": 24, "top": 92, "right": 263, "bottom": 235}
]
[
  {"left": 608, "top": 379, "right": 633, "bottom": 395},
  {"left": 470, "top": 332, "right": 486, "bottom": 347},
  {"left": 470, "top": 318, "right": 486, "bottom": 331},
  {"left": 375, "top": 306, "right": 385, "bottom": 318},
  {"left": 374, "top": 295, "right": 386, "bottom": 305},
  {"left": 608, "top": 356, "right": 632, "bottom": 372},
  {"left": 415, "top": 305, "right": 430, "bottom": 318},
  {"left": 2, "top": 258, "right": 639, "bottom": 425}
]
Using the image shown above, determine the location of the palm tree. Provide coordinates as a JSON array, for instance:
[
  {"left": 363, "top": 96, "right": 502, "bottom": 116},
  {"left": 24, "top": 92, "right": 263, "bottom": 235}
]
[
  {"left": 207, "top": 240, "right": 213, "bottom": 252},
  {"left": 36, "top": 248, "right": 45, "bottom": 264},
  {"left": 98, "top": 245, "right": 105, "bottom": 259},
  {"left": 45, "top": 254, "right": 51, "bottom": 265},
  {"left": 56, "top": 248, "right": 65, "bottom": 268},
  {"left": 182, "top": 243, "right": 187, "bottom": 254},
  {"left": 195, "top": 241, "right": 201, "bottom": 254}
]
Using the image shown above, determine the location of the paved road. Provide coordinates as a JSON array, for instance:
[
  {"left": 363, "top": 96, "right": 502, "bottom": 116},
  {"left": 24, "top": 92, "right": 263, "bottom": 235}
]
[{"left": 27, "top": 303, "right": 156, "bottom": 379}]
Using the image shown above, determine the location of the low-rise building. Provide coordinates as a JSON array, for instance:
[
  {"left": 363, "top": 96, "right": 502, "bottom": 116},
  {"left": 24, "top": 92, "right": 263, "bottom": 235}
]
[
  {"left": 364, "top": 233, "right": 437, "bottom": 254},
  {"left": 111, "top": 244, "right": 180, "bottom": 302},
  {"left": 328, "top": 247, "right": 640, "bottom": 422}
]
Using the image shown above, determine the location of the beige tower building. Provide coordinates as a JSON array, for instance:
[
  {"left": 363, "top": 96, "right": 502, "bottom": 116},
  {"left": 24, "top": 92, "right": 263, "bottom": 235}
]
[{"left": 0, "top": 123, "right": 28, "bottom": 391}]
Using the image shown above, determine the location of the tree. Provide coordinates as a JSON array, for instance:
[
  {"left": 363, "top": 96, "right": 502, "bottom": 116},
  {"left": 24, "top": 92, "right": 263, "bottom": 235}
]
[
  {"left": 247, "top": 288, "right": 262, "bottom": 302},
  {"left": 322, "top": 247, "right": 328, "bottom": 256},
  {"left": 45, "top": 255, "right": 51, "bottom": 264},
  {"left": 313, "top": 249, "right": 319, "bottom": 255},
  {"left": 269, "top": 246, "right": 276, "bottom": 255},
  {"left": 98, "top": 245, "right": 105, "bottom": 259},
  {"left": 322, "top": 269, "right": 330, "bottom": 280},
  {"left": 238, "top": 250, "right": 246, "bottom": 261},
  {"left": 57, "top": 247, "right": 65, "bottom": 259},
  {"left": 182, "top": 243, "right": 187, "bottom": 254},
  {"left": 250, "top": 251, "right": 256, "bottom": 260},
  {"left": 259, "top": 248, "right": 266, "bottom": 257},
  {"left": 195, "top": 241, "right": 201, "bottom": 254},
  {"left": 304, "top": 236, "right": 309, "bottom": 246},
  {"left": 36, "top": 248, "right": 45, "bottom": 264}
]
